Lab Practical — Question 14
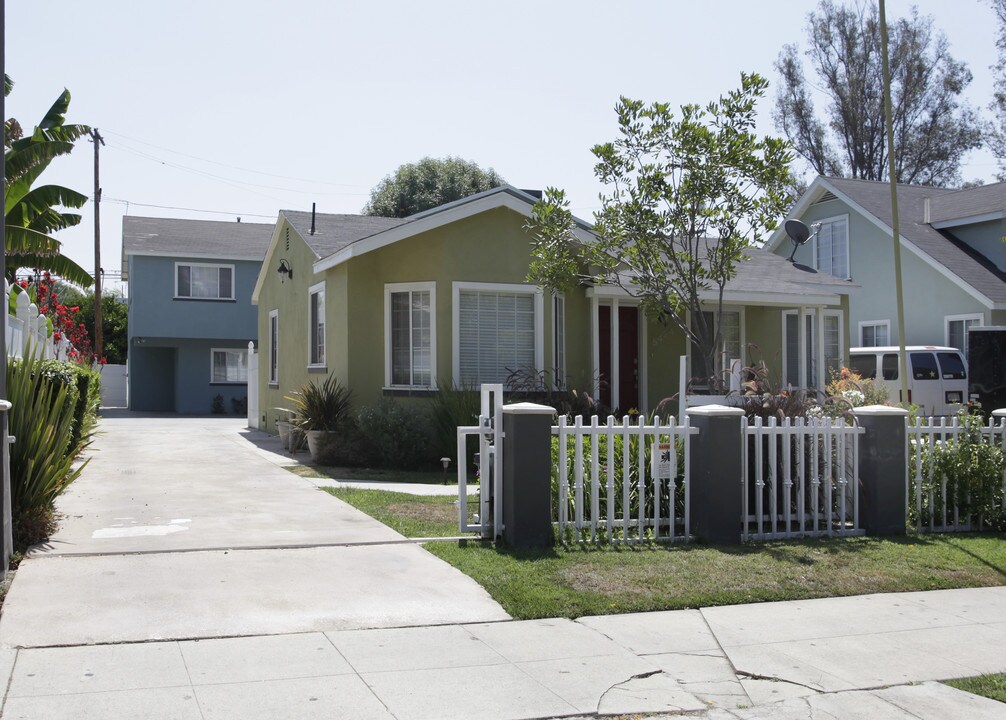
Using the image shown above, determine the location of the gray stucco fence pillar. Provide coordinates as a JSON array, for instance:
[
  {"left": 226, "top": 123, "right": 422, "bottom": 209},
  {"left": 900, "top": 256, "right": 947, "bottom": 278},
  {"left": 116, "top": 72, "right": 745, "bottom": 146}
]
[
  {"left": 687, "top": 405, "right": 745, "bottom": 545},
  {"left": 501, "top": 402, "right": 555, "bottom": 548},
  {"left": 852, "top": 405, "right": 909, "bottom": 537}
]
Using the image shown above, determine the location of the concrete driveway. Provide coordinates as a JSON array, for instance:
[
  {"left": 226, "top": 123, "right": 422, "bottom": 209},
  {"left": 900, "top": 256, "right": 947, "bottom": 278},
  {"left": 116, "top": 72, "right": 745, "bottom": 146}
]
[{"left": 0, "top": 414, "right": 508, "bottom": 648}]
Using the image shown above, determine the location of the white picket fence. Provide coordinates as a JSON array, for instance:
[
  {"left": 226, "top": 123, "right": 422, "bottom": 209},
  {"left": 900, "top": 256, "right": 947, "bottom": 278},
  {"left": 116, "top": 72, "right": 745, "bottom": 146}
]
[
  {"left": 906, "top": 416, "right": 1006, "bottom": 533},
  {"left": 6, "top": 283, "right": 75, "bottom": 361},
  {"left": 553, "top": 415, "right": 698, "bottom": 544},
  {"left": 742, "top": 416, "right": 866, "bottom": 541}
]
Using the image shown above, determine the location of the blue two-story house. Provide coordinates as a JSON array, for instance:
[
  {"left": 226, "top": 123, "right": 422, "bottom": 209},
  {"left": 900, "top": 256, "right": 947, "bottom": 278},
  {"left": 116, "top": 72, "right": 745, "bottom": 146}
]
[{"left": 122, "top": 216, "right": 274, "bottom": 413}]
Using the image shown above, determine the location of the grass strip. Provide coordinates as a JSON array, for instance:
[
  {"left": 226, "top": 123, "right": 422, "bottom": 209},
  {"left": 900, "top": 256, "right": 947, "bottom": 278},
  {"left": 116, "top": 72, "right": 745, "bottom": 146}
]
[
  {"left": 945, "top": 674, "right": 1006, "bottom": 704},
  {"left": 289, "top": 465, "right": 451, "bottom": 485},
  {"left": 323, "top": 488, "right": 465, "bottom": 538}
]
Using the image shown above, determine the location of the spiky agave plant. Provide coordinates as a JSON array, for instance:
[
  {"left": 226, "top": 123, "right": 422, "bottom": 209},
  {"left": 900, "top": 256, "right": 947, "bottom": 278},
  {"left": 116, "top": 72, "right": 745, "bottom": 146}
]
[{"left": 286, "top": 374, "right": 353, "bottom": 432}]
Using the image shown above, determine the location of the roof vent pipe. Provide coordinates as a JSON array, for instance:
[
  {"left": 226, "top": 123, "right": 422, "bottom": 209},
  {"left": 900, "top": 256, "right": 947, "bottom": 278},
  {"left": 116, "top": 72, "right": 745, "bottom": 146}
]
[{"left": 310, "top": 203, "right": 316, "bottom": 236}]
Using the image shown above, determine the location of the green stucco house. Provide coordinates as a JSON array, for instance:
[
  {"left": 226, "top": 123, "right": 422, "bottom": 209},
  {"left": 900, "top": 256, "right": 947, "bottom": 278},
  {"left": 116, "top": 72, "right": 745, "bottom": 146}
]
[{"left": 251, "top": 186, "right": 855, "bottom": 434}]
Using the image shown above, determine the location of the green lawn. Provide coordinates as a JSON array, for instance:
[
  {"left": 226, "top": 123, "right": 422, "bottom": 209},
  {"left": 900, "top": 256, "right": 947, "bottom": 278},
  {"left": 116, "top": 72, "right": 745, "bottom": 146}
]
[
  {"left": 945, "top": 674, "right": 1006, "bottom": 704},
  {"left": 288, "top": 464, "right": 454, "bottom": 485},
  {"left": 323, "top": 488, "right": 469, "bottom": 538},
  {"left": 327, "top": 487, "right": 1006, "bottom": 620}
]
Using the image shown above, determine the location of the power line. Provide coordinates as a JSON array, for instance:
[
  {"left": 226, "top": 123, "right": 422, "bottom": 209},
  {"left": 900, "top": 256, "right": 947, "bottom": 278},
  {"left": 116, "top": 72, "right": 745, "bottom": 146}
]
[
  {"left": 102, "top": 129, "right": 369, "bottom": 189},
  {"left": 102, "top": 195, "right": 277, "bottom": 218}
]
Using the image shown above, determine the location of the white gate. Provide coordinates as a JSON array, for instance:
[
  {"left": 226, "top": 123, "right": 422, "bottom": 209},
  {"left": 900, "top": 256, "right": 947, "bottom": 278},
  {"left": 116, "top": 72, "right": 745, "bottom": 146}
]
[
  {"left": 457, "top": 384, "right": 503, "bottom": 538},
  {"left": 246, "top": 341, "right": 259, "bottom": 430}
]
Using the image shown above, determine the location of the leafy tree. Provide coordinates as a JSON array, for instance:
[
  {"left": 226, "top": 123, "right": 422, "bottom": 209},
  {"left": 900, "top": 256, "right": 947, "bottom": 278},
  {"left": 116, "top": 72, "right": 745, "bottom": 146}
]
[
  {"left": 363, "top": 156, "right": 504, "bottom": 218},
  {"left": 774, "top": 0, "right": 982, "bottom": 187},
  {"left": 988, "top": 0, "right": 1006, "bottom": 179},
  {"left": 4, "top": 76, "right": 93, "bottom": 287},
  {"left": 527, "top": 74, "right": 792, "bottom": 392},
  {"left": 76, "top": 292, "right": 128, "bottom": 364}
]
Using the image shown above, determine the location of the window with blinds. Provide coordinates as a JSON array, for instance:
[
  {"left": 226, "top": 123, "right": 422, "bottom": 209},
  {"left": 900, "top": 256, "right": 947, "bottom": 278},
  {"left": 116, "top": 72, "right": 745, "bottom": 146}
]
[
  {"left": 308, "top": 283, "right": 325, "bottom": 366},
  {"left": 212, "top": 349, "right": 247, "bottom": 383},
  {"left": 815, "top": 216, "right": 849, "bottom": 280},
  {"left": 458, "top": 289, "right": 535, "bottom": 385},
  {"left": 390, "top": 289, "right": 432, "bottom": 386},
  {"left": 176, "top": 263, "right": 234, "bottom": 299}
]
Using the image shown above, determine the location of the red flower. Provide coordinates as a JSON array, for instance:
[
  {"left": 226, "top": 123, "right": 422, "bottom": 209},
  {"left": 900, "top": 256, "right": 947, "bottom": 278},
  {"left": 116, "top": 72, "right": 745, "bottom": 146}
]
[
  {"left": 53, "top": 332, "right": 62, "bottom": 341},
  {"left": 69, "top": 306, "right": 79, "bottom": 313}
]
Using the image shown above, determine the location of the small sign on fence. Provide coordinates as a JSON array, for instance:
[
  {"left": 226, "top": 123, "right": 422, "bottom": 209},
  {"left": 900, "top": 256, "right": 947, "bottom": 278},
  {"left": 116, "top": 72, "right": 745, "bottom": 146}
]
[{"left": 652, "top": 441, "right": 673, "bottom": 479}]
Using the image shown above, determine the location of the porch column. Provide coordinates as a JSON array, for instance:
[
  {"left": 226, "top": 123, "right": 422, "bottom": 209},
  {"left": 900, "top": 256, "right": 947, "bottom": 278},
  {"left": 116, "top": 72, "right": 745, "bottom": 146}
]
[
  {"left": 816, "top": 305, "right": 825, "bottom": 391},
  {"left": 611, "top": 298, "right": 620, "bottom": 411},
  {"left": 798, "top": 305, "right": 807, "bottom": 388},
  {"left": 590, "top": 295, "right": 599, "bottom": 391}
]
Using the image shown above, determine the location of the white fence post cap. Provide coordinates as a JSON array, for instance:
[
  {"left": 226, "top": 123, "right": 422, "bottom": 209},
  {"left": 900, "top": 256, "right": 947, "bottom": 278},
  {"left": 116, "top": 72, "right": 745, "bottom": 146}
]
[
  {"left": 686, "top": 404, "right": 745, "bottom": 417},
  {"left": 852, "top": 405, "right": 910, "bottom": 416},
  {"left": 501, "top": 402, "right": 556, "bottom": 415},
  {"left": 992, "top": 409, "right": 1006, "bottom": 418},
  {"left": 0, "top": 401, "right": 11, "bottom": 412}
]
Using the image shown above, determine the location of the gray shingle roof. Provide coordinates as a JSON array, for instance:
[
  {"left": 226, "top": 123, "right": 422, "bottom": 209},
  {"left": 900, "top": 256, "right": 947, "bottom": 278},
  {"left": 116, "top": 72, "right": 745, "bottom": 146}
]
[
  {"left": 824, "top": 177, "right": 1006, "bottom": 304},
  {"left": 927, "top": 181, "right": 1006, "bottom": 223},
  {"left": 727, "top": 246, "right": 856, "bottom": 296},
  {"left": 122, "top": 216, "right": 275, "bottom": 262},
  {"left": 281, "top": 210, "right": 406, "bottom": 258}
]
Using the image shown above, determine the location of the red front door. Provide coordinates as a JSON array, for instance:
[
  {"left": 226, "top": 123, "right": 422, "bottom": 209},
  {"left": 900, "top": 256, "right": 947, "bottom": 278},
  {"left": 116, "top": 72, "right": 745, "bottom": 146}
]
[{"left": 618, "top": 306, "right": 640, "bottom": 412}]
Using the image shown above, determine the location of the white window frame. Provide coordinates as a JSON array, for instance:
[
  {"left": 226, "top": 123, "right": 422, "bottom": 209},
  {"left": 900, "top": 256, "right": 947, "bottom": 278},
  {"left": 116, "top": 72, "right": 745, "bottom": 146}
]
[
  {"left": 781, "top": 308, "right": 845, "bottom": 388},
  {"left": 174, "top": 261, "right": 235, "bottom": 300},
  {"left": 553, "top": 293, "right": 566, "bottom": 390},
  {"left": 944, "top": 312, "right": 984, "bottom": 354},
  {"left": 210, "top": 348, "right": 248, "bottom": 384},
  {"left": 452, "top": 281, "right": 544, "bottom": 386},
  {"left": 307, "top": 281, "right": 326, "bottom": 368},
  {"left": 384, "top": 282, "right": 437, "bottom": 389},
  {"left": 811, "top": 214, "right": 851, "bottom": 280},
  {"left": 858, "top": 319, "right": 890, "bottom": 347},
  {"left": 686, "top": 306, "right": 745, "bottom": 391},
  {"left": 268, "top": 309, "right": 279, "bottom": 385}
]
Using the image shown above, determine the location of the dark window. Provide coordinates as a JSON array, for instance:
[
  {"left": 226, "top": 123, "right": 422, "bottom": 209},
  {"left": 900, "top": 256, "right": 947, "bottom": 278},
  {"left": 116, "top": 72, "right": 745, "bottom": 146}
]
[
  {"left": 910, "top": 352, "right": 940, "bottom": 381},
  {"left": 937, "top": 352, "right": 966, "bottom": 380},
  {"left": 882, "top": 353, "right": 899, "bottom": 381},
  {"left": 849, "top": 354, "right": 877, "bottom": 379}
]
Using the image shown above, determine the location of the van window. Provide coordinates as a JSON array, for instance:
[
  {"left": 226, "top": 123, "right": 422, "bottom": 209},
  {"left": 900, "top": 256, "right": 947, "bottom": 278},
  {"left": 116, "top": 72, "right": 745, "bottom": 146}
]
[
  {"left": 937, "top": 352, "right": 966, "bottom": 380},
  {"left": 882, "top": 353, "right": 899, "bottom": 381},
  {"left": 849, "top": 354, "right": 877, "bottom": 379},
  {"left": 910, "top": 352, "right": 940, "bottom": 381}
]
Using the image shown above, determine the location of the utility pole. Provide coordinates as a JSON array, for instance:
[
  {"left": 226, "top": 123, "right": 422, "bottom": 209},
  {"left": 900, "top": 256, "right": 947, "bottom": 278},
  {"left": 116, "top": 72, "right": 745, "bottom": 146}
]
[
  {"left": 878, "top": 0, "right": 909, "bottom": 408},
  {"left": 91, "top": 128, "right": 105, "bottom": 359}
]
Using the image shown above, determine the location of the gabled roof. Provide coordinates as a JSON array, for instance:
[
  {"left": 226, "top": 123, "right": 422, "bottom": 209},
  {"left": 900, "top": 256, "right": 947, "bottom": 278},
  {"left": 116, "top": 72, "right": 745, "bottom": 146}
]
[
  {"left": 311, "top": 185, "right": 595, "bottom": 273},
  {"left": 767, "top": 176, "right": 1006, "bottom": 308},
  {"left": 121, "top": 216, "right": 274, "bottom": 281},
  {"left": 721, "top": 246, "right": 856, "bottom": 304},
  {"left": 927, "top": 182, "right": 1006, "bottom": 226},
  {"left": 280, "top": 211, "right": 406, "bottom": 259}
]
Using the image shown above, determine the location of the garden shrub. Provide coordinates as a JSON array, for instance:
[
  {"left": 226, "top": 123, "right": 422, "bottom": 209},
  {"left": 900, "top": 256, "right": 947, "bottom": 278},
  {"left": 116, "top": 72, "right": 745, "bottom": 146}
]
[
  {"left": 357, "top": 397, "right": 434, "bottom": 470},
  {"left": 68, "top": 363, "right": 101, "bottom": 453},
  {"left": 7, "top": 355, "right": 88, "bottom": 549},
  {"left": 211, "top": 394, "right": 226, "bottom": 414}
]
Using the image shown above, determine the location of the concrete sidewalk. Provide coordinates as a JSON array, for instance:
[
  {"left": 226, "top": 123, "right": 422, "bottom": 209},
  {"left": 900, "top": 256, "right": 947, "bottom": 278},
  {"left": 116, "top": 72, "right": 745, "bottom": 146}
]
[{"left": 2, "top": 587, "right": 1005, "bottom": 719}]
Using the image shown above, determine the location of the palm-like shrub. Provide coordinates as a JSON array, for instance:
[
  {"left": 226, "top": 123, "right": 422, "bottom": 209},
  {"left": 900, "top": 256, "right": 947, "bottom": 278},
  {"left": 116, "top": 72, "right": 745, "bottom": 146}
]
[
  {"left": 286, "top": 374, "right": 353, "bottom": 432},
  {"left": 8, "top": 355, "right": 88, "bottom": 548}
]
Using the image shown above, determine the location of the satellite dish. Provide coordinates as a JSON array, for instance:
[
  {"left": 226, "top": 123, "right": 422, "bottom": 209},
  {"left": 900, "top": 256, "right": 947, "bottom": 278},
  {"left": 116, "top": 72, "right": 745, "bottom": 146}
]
[{"left": 784, "top": 219, "right": 816, "bottom": 262}]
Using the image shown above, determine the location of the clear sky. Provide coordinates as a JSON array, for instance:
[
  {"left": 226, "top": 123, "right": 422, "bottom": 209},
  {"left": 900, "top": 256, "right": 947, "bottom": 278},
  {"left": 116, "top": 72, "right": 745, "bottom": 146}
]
[{"left": 7, "top": 0, "right": 1003, "bottom": 294}]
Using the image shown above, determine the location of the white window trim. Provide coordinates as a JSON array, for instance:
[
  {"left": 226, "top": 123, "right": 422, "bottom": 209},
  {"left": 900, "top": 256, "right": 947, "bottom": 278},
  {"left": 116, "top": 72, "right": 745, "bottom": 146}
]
[
  {"left": 685, "top": 306, "right": 746, "bottom": 391},
  {"left": 307, "top": 280, "right": 326, "bottom": 369},
  {"left": 452, "top": 281, "right": 544, "bottom": 386},
  {"left": 944, "top": 313, "right": 984, "bottom": 348},
  {"left": 858, "top": 319, "right": 891, "bottom": 347},
  {"left": 384, "top": 281, "right": 437, "bottom": 389},
  {"left": 810, "top": 213, "right": 851, "bottom": 280},
  {"left": 268, "top": 309, "right": 279, "bottom": 385},
  {"left": 210, "top": 347, "right": 248, "bottom": 384},
  {"left": 781, "top": 308, "right": 845, "bottom": 388},
  {"left": 174, "top": 261, "right": 235, "bottom": 300},
  {"left": 552, "top": 293, "right": 566, "bottom": 390}
]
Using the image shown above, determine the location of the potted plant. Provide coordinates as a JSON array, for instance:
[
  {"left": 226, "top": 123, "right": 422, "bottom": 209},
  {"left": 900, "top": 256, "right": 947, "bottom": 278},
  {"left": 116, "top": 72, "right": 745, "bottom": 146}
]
[{"left": 286, "top": 375, "right": 353, "bottom": 464}]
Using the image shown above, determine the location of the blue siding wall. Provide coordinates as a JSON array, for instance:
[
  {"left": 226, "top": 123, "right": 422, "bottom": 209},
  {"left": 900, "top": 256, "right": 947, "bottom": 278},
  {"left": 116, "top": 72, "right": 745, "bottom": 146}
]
[{"left": 127, "top": 254, "right": 260, "bottom": 413}]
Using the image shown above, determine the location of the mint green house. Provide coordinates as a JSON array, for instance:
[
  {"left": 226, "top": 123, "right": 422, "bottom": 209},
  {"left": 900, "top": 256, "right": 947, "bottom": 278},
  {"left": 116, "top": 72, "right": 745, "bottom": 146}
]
[
  {"left": 252, "top": 186, "right": 856, "bottom": 434},
  {"left": 767, "top": 176, "right": 1006, "bottom": 355}
]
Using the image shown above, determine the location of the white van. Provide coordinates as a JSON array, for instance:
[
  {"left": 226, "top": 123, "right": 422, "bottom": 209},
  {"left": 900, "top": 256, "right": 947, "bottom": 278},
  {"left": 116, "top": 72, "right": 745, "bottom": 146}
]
[{"left": 847, "top": 346, "right": 967, "bottom": 417}]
